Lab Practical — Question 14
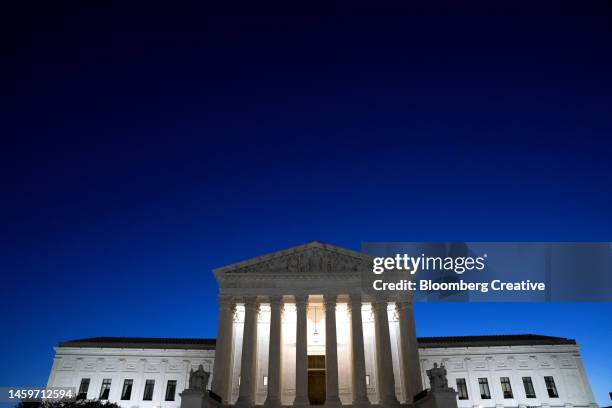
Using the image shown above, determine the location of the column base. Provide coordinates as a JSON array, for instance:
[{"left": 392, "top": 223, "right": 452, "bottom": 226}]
[
  {"left": 235, "top": 396, "right": 254, "bottom": 408},
  {"left": 352, "top": 398, "right": 372, "bottom": 408},
  {"left": 263, "top": 397, "right": 282, "bottom": 408},
  {"left": 380, "top": 396, "right": 401, "bottom": 408},
  {"left": 293, "top": 396, "right": 310, "bottom": 408},
  {"left": 324, "top": 396, "right": 342, "bottom": 408}
]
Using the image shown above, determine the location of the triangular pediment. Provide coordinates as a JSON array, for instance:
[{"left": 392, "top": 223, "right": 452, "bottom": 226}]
[{"left": 213, "top": 241, "right": 372, "bottom": 283}]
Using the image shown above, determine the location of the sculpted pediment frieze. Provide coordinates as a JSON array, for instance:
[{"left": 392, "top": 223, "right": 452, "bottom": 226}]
[{"left": 214, "top": 242, "right": 372, "bottom": 283}]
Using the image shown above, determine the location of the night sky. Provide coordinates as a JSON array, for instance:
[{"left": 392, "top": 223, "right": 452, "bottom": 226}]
[{"left": 1, "top": 2, "right": 611, "bottom": 406}]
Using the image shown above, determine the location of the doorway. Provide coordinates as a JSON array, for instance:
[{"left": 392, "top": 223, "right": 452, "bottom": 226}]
[{"left": 308, "top": 355, "right": 326, "bottom": 405}]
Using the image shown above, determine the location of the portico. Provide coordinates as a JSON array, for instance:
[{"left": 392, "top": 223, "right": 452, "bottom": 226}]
[{"left": 210, "top": 242, "right": 423, "bottom": 408}]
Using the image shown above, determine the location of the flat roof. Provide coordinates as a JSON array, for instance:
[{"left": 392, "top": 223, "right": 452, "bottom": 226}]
[
  {"left": 59, "top": 334, "right": 575, "bottom": 350},
  {"left": 416, "top": 334, "right": 576, "bottom": 348},
  {"left": 58, "top": 337, "right": 216, "bottom": 350}
]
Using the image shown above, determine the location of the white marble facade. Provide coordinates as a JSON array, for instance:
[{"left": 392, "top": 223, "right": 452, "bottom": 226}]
[
  {"left": 47, "top": 337, "right": 598, "bottom": 408},
  {"left": 419, "top": 340, "right": 598, "bottom": 408},
  {"left": 46, "top": 242, "right": 599, "bottom": 408},
  {"left": 48, "top": 342, "right": 215, "bottom": 408}
]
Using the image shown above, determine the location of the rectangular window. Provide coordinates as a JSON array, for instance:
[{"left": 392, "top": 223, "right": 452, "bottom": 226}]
[
  {"left": 545, "top": 376, "right": 559, "bottom": 398},
  {"left": 456, "top": 378, "right": 469, "bottom": 400},
  {"left": 365, "top": 375, "right": 370, "bottom": 386},
  {"left": 478, "top": 378, "right": 491, "bottom": 399},
  {"left": 77, "top": 378, "right": 90, "bottom": 400},
  {"left": 99, "top": 379, "right": 112, "bottom": 400},
  {"left": 263, "top": 376, "right": 268, "bottom": 386},
  {"left": 500, "top": 377, "right": 513, "bottom": 399},
  {"left": 165, "top": 380, "right": 177, "bottom": 401},
  {"left": 143, "top": 379, "right": 155, "bottom": 401},
  {"left": 522, "top": 377, "right": 536, "bottom": 398},
  {"left": 121, "top": 379, "right": 133, "bottom": 400}
]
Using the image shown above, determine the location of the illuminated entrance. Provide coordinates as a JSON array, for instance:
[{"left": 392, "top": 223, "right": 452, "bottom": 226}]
[{"left": 307, "top": 355, "right": 326, "bottom": 405}]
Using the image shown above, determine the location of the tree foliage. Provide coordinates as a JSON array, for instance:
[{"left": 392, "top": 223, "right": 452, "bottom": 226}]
[{"left": 16, "top": 399, "right": 122, "bottom": 408}]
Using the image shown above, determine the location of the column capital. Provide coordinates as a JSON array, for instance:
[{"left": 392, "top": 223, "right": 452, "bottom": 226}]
[
  {"left": 371, "top": 299, "right": 389, "bottom": 312},
  {"left": 218, "top": 295, "right": 235, "bottom": 309},
  {"left": 268, "top": 295, "right": 284, "bottom": 306},
  {"left": 323, "top": 293, "right": 337, "bottom": 307},
  {"left": 294, "top": 294, "right": 309, "bottom": 308},
  {"left": 217, "top": 295, "right": 236, "bottom": 305},
  {"left": 244, "top": 296, "right": 260, "bottom": 311},
  {"left": 395, "top": 300, "right": 413, "bottom": 311},
  {"left": 348, "top": 294, "right": 362, "bottom": 312}
]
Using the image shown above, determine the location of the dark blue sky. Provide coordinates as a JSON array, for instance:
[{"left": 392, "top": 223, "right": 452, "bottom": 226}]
[{"left": 1, "top": 2, "right": 611, "bottom": 406}]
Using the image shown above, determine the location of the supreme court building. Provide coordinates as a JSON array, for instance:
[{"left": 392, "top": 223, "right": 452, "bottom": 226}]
[{"left": 47, "top": 242, "right": 599, "bottom": 408}]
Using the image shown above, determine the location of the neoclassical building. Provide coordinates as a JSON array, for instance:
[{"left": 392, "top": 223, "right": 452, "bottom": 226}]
[{"left": 47, "top": 242, "right": 598, "bottom": 408}]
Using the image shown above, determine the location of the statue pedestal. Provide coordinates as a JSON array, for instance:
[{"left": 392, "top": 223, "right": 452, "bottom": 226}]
[
  {"left": 179, "top": 389, "right": 223, "bottom": 408},
  {"left": 180, "top": 389, "right": 206, "bottom": 408},
  {"left": 414, "top": 388, "right": 458, "bottom": 408}
]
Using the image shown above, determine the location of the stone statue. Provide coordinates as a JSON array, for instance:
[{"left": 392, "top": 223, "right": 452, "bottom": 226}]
[
  {"left": 417, "top": 363, "right": 458, "bottom": 408},
  {"left": 427, "top": 363, "right": 449, "bottom": 389},
  {"left": 181, "top": 365, "right": 217, "bottom": 408},
  {"left": 188, "top": 364, "right": 210, "bottom": 391}
]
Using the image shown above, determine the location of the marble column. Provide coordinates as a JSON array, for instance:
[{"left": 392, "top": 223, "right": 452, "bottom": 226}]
[
  {"left": 293, "top": 295, "right": 309, "bottom": 408},
  {"left": 236, "top": 297, "right": 259, "bottom": 408},
  {"left": 372, "top": 299, "right": 400, "bottom": 407},
  {"left": 211, "top": 295, "right": 235, "bottom": 403},
  {"left": 349, "top": 295, "right": 371, "bottom": 407},
  {"left": 396, "top": 301, "right": 423, "bottom": 403},
  {"left": 264, "top": 296, "right": 283, "bottom": 408},
  {"left": 324, "top": 294, "right": 342, "bottom": 408}
]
